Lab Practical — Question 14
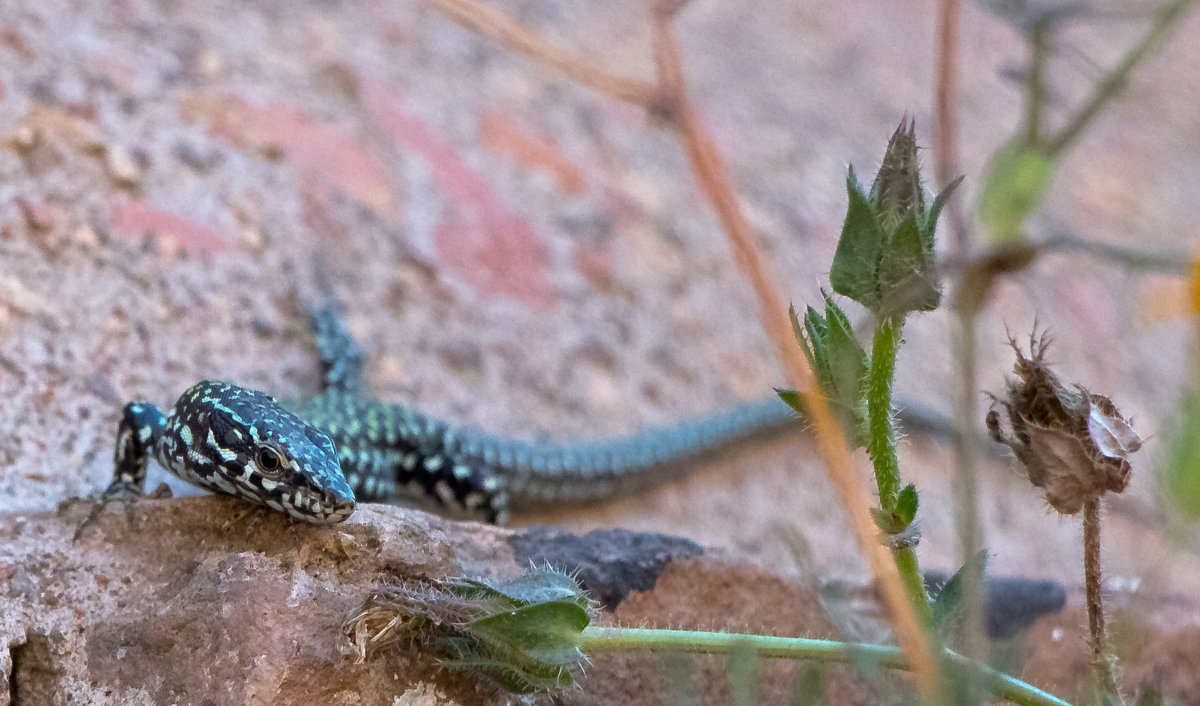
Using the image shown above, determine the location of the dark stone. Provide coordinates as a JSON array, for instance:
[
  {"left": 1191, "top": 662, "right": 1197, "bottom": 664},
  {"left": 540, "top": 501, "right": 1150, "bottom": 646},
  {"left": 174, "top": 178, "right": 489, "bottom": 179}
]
[
  {"left": 508, "top": 526, "right": 703, "bottom": 610},
  {"left": 925, "top": 571, "right": 1067, "bottom": 640}
]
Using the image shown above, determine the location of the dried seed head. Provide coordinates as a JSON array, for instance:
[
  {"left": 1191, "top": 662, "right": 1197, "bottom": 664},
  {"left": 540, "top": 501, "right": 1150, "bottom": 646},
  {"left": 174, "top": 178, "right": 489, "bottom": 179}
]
[{"left": 986, "top": 332, "right": 1139, "bottom": 514}]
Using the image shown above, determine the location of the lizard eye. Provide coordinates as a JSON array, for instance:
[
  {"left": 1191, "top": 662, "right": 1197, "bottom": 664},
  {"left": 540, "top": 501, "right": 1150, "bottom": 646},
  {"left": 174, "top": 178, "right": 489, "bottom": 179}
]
[{"left": 256, "top": 447, "right": 285, "bottom": 476}]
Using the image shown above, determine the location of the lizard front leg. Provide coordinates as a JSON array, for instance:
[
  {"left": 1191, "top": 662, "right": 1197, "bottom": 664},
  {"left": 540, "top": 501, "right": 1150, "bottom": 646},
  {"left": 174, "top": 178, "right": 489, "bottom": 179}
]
[{"left": 75, "top": 401, "right": 169, "bottom": 539}]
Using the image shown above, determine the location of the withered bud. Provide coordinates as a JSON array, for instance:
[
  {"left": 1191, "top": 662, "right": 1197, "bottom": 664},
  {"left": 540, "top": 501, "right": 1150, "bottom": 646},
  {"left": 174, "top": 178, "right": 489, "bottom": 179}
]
[{"left": 986, "top": 333, "right": 1140, "bottom": 514}]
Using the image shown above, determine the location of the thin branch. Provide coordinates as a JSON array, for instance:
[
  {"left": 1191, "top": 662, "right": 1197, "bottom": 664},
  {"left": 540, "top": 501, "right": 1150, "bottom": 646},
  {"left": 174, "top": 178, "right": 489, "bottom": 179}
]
[
  {"left": 647, "top": 5, "right": 942, "bottom": 698},
  {"left": 1039, "top": 231, "right": 1193, "bottom": 274},
  {"left": 1047, "top": 0, "right": 1197, "bottom": 154},
  {"left": 1083, "top": 498, "right": 1123, "bottom": 704},
  {"left": 423, "top": 1, "right": 943, "bottom": 698},
  {"left": 933, "top": 0, "right": 967, "bottom": 253},
  {"left": 427, "top": 0, "right": 659, "bottom": 107}
]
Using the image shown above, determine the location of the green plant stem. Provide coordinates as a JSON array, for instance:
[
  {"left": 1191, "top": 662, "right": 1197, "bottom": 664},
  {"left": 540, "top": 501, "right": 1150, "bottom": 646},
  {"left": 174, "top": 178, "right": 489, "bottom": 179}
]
[
  {"left": 582, "top": 626, "right": 1071, "bottom": 706},
  {"left": 1083, "top": 497, "right": 1123, "bottom": 705},
  {"left": 892, "top": 543, "right": 933, "bottom": 626},
  {"left": 868, "top": 316, "right": 904, "bottom": 509},
  {"left": 867, "top": 316, "right": 932, "bottom": 623},
  {"left": 1023, "top": 20, "right": 1048, "bottom": 146}
]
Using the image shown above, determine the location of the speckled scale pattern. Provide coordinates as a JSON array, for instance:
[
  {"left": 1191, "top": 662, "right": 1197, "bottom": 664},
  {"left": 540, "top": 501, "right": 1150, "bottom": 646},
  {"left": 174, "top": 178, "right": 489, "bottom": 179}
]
[
  {"left": 292, "top": 390, "right": 508, "bottom": 523},
  {"left": 112, "top": 381, "right": 356, "bottom": 524},
  {"left": 295, "top": 305, "right": 797, "bottom": 522},
  {"left": 101, "top": 306, "right": 798, "bottom": 525}
]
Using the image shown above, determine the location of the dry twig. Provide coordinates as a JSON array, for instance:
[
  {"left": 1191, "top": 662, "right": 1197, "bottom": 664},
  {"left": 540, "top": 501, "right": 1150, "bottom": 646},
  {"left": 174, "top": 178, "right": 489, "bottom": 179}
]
[{"left": 425, "top": 0, "right": 942, "bottom": 699}]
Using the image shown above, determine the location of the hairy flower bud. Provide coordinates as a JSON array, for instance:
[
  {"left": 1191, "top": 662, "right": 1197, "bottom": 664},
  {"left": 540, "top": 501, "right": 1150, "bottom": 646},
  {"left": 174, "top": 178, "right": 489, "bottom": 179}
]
[
  {"left": 829, "top": 118, "right": 962, "bottom": 318},
  {"left": 986, "top": 333, "right": 1139, "bottom": 514}
]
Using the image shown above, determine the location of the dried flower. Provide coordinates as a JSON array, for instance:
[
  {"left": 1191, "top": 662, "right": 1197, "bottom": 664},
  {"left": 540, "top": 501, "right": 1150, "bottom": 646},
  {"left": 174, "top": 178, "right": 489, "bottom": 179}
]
[{"left": 986, "top": 333, "right": 1140, "bottom": 514}]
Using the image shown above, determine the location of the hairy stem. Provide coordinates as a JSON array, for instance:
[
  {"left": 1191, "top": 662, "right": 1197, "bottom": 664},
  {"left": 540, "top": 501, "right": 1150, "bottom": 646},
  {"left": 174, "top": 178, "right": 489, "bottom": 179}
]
[
  {"left": 867, "top": 315, "right": 932, "bottom": 623},
  {"left": 868, "top": 316, "right": 903, "bottom": 509},
  {"left": 582, "top": 627, "right": 1070, "bottom": 706},
  {"left": 893, "top": 543, "right": 933, "bottom": 627},
  {"left": 1083, "top": 498, "right": 1123, "bottom": 704}
]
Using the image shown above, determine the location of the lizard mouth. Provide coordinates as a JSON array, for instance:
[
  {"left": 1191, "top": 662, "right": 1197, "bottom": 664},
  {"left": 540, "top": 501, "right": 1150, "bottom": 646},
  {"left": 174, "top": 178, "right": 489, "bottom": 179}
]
[
  {"left": 254, "top": 482, "right": 355, "bottom": 524},
  {"left": 293, "top": 487, "right": 356, "bottom": 524}
]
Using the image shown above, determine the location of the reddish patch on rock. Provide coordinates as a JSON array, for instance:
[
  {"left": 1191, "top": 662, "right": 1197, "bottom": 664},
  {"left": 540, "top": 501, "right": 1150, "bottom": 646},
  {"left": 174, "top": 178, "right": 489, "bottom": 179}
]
[
  {"left": 362, "top": 82, "right": 556, "bottom": 309},
  {"left": 479, "top": 111, "right": 585, "bottom": 194},
  {"left": 109, "top": 193, "right": 227, "bottom": 255},
  {"left": 573, "top": 239, "right": 614, "bottom": 290},
  {"left": 186, "top": 95, "right": 393, "bottom": 213}
]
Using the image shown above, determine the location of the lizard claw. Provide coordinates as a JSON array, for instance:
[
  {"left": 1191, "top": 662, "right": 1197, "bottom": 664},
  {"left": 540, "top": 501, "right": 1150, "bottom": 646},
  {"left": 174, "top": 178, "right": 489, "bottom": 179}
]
[{"left": 72, "top": 481, "right": 172, "bottom": 542}]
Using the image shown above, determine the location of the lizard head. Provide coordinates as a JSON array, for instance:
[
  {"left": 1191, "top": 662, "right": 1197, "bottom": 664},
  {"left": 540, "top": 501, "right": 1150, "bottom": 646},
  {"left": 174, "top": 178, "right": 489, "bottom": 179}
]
[{"left": 167, "top": 381, "right": 356, "bottom": 523}]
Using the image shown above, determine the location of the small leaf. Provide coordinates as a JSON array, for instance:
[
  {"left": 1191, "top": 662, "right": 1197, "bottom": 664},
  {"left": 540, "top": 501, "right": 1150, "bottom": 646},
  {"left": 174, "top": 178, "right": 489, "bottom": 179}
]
[
  {"left": 876, "top": 213, "right": 940, "bottom": 314},
  {"left": 775, "top": 388, "right": 808, "bottom": 416},
  {"left": 922, "top": 175, "right": 964, "bottom": 246},
  {"left": 481, "top": 567, "right": 591, "bottom": 608},
  {"left": 870, "top": 507, "right": 902, "bottom": 535},
  {"left": 830, "top": 168, "right": 887, "bottom": 307},
  {"left": 468, "top": 600, "right": 590, "bottom": 662},
  {"left": 798, "top": 293, "right": 870, "bottom": 448},
  {"left": 801, "top": 305, "right": 827, "bottom": 372},
  {"left": 977, "top": 141, "right": 1056, "bottom": 243},
  {"left": 894, "top": 484, "right": 919, "bottom": 527},
  {"left": 788, "top": 304, "right": 805, "bottom": 346},
  {"left": 930, "top": 549, "right": 988, "bottom": 640}
]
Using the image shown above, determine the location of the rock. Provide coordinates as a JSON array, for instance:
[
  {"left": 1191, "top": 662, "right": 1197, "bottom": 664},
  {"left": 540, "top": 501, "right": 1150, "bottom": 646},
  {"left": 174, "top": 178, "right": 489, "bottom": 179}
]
[
  {"left": 508, "top": 526, "right": 703, "bottom": 610},
  {"left": 0, "top": 496, "right": 1122, "bottom": 705},
  {"left": 0, "top": 497, "right": 870, "bottom": 704},
  {"left": 924, "top": 571, "right": 1067, "bottom": 640}
]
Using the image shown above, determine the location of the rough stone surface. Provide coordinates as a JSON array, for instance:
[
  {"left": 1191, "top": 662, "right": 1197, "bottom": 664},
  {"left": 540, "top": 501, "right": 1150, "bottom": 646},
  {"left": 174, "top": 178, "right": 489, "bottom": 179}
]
[
  {"left": 1, "top": 0, "right": 1199, "bottom": 702},
  {"left": 4, "top": 498, "right": 1197, "bottom": 704},
  {"left": 508, "top": 526, "right": 703, "bottom": 610},
  {"left": 0, "top": 501, "right": 858, "bottom": 704}
]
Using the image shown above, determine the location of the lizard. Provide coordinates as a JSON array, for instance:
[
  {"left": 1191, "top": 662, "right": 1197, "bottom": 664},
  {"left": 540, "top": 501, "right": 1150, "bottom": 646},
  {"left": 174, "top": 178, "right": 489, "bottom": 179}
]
[{"left": 93, "top": 305, "right": 812, "bottom": 526}]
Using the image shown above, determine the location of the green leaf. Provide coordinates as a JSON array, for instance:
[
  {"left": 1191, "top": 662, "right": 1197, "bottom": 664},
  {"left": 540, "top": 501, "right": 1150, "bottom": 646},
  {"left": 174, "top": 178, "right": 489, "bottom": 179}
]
[
  {"left": 930, "top": 550, "right": 988, "bottom": 641},
  {"left": 922, "top": 174, "right": 964, "bottom": 248},
  {"left": 774, "top": 388, "right": 808, "bottom": 416},
  {"left": 788, "top": 304, "right": 805, "bottom": 346},
  {"left": 821, "top": 294, "right": 868, "bottom": 403},
  {"left": 870, "top": 507, "right": 902, "bottom": 535},
  {"left": 798, "top": 293, "right": 870, "bottom": 448},
  {"left": 876, "top": 213, "right": 940, "bottom": 314},
  {"left": 801, "top": 305, "right": 827, "bottom": 373},
  {"left": 977, "top": 141, "right": 1056, "bottom": 243},
  {"left": 468, "top": 600, "right": 591, "bottom": 663},
  {"left": 894, "top": 484, "right": 919, "bottom": 527},
  {"left": 1162, "top": 392, "right": 1200, "bottom": 519},
  {"left": 870, "top": 485, "right": 917, "bottom": 534},
  {"left": 441, "top": 637, "right": 575, "bottom": 694},
  {"left": 830, "top": 168, "right": 887, "bottom": 307}
]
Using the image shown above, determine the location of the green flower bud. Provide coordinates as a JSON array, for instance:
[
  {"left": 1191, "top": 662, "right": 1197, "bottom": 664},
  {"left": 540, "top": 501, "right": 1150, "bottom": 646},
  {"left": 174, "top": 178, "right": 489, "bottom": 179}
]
[
  {"left": 339, "top": 567, "right": 597, "bottom": 695},
  {"left": 830, "top": 118, "right": 962, "bottom": 318}
]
